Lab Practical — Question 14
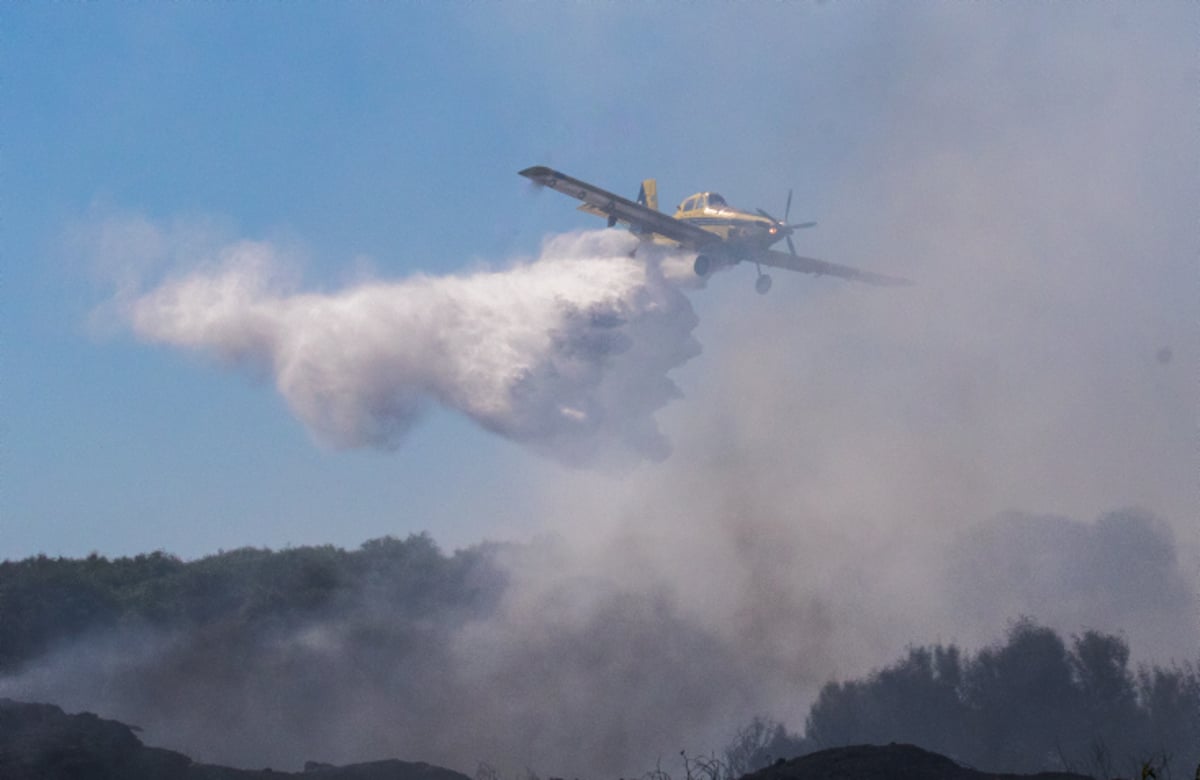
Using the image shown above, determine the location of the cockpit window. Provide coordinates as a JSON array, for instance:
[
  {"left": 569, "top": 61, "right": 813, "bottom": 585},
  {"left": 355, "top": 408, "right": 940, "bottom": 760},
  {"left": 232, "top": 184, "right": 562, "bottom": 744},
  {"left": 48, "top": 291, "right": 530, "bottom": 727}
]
[{"left": 707, "top": 193, "right": 727, "bottom": 208}]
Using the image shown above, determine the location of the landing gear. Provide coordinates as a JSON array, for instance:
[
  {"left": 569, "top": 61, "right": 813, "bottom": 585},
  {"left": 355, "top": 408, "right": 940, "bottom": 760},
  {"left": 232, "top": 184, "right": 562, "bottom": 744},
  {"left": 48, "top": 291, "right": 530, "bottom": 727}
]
[
  {"left": 693, "top": 254, "right": 712, "bottom": 278},
  {"left": 755, "top": 272, "right": 772, "bottom": 295}
]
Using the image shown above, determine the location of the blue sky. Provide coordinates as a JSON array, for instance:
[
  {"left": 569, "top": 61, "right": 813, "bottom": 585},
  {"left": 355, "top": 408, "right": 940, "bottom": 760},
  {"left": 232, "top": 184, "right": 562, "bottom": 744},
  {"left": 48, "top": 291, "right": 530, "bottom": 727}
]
[
  {"left": 4, "top": 3, "right": 1196, "bottom": 563},
  {"left": 2, "top": 2, "right": 884, "bottom": 558}
]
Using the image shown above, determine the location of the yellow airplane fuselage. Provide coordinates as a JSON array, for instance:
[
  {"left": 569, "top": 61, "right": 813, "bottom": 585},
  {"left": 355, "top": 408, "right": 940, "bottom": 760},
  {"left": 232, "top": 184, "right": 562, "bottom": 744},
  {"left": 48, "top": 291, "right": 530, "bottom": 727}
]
[
  {"left": 672, "top": 193, "right": 785, "bottom": 257},
  {"left": 520, "top": 164, "right": 909, "bottom": 291}
]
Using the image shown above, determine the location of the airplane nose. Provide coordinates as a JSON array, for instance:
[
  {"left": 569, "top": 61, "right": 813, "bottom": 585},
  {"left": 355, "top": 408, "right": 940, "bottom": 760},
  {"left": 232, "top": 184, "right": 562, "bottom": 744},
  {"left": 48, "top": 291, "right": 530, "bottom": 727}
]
[{"left": 766, "top": 222, "right": 792, "bottom": 239}]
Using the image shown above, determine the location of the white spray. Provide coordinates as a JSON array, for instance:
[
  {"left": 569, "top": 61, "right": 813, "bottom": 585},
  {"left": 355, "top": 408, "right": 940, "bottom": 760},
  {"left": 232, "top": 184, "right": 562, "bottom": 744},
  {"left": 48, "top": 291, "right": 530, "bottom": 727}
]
[{"left": 123, "top": 229, "right": 700, "bottom": 467}]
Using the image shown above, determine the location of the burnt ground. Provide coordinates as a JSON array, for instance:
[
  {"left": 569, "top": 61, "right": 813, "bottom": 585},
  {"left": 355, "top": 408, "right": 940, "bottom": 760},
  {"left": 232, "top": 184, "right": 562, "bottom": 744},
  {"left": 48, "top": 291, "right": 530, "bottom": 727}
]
[{"left": 1, "top": 699, "right": 1097, "bottom": 780}]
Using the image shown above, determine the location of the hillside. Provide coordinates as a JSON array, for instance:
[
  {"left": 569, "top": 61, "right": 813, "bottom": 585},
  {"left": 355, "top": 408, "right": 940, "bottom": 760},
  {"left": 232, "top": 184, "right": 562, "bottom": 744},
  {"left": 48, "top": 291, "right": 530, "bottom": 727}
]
[
  {"left": 2, "top": 538, "right": 1196, "bottom": 776},
  {"left": 0, "top": 699, "right": 473, "bottom": 780},
  {"left": 742, "top": 744, "right": 1091, "bottom": 780},
  {"left": 3, "top": 699, "right": 1108, "bottom": 780}
]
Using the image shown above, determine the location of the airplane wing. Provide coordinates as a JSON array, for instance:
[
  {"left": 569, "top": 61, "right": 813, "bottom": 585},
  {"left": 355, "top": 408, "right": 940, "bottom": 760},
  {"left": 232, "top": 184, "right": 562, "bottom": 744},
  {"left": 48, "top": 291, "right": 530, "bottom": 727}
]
[
  {"left": 758, "top": 249, "right": 912, "bottom": 287},
  {"left": 520, "top": 166, "right": 719, "bottom": 250}
]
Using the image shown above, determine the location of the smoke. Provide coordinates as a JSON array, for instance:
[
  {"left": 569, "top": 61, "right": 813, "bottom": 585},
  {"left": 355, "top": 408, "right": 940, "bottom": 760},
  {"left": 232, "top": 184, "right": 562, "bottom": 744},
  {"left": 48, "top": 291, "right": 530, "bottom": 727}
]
[
  {"left": 1, "top": 509, "right": 1194, "bottom": 777},
  {"left": 24, "top": 3, "right": 1195, "bottom": 777},
  {"left": 513, "top": 0, "right": 1198, "bottom": 752},
  {"left": 0, "top": 539, "right": 769, "bottom": 776},
  {"left": 946, "top": 509, "right": 1200, "bottom": 657},
  {"left": 113, "top": 227, "right": 699, "bottom": 467},
  {"left": 799, "top": 618, "right": 1200, "bottom": 774}
]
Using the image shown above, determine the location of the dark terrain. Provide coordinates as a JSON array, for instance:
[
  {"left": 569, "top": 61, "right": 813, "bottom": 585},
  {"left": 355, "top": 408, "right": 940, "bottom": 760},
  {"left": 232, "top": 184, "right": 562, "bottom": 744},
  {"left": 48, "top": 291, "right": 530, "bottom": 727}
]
[
  {"left": 743, "top": 744, "right": 1091, "bottom": 780},
  {"left": 0, "top": 699, "right": 473, "bottom": 780},
  {"left": 1, "top": 538, "right": 1195, "bottom": 777},
  {"left": 1, "top": 698, "right": 1103, "bottom": 780}
]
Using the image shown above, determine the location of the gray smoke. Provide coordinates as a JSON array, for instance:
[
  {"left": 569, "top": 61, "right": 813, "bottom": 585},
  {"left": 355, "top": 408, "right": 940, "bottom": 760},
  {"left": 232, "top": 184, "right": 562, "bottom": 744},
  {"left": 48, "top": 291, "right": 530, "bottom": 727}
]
[
  {"left": 20, "top": 3, "right": 1195, "bottom": 777},
  {"left": 946, "top": 509, "right": 1200, "bottom": 656},
  {"left": 0, "top": 538, "right": 767, "bottom": 776},
  {"left": 515, "top": 0, "right": 1198, "bottom": 746},
  {"left": 115, "top": 228, "right": 699, "bottom": 467},
  {"left": 0, "top": 508, "right": 1193, "bottom": 778}
]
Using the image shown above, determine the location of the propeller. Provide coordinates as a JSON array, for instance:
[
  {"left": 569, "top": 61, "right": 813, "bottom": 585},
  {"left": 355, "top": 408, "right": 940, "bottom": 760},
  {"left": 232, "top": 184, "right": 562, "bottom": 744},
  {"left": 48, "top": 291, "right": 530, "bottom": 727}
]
[{"left": 756, "top": 189, "right": 816, "bottom": 255}]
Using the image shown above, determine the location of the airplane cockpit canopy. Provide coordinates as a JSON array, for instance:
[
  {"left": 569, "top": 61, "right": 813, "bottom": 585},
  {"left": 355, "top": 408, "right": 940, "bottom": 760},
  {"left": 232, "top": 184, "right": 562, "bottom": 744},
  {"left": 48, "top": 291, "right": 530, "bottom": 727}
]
[{"left": 680, "top": 192, "right": 730, "bottom": 212}]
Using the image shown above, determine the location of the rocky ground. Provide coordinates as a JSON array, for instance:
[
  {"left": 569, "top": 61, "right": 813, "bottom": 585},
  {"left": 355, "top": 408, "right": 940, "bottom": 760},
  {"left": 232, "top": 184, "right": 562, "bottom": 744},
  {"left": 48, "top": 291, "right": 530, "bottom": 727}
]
[{"left": 1, "top": 699, "right": 1099, "bottom": 780}]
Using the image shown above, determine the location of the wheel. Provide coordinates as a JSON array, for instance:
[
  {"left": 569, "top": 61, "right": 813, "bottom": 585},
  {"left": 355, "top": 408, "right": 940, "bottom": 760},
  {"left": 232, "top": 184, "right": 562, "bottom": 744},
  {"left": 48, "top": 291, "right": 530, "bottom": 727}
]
[
  {"left": 693, "top": 255, "right": 712, "bottom": 277},
  {"left": 755, "top": 274, "right": 773, "bottom": 295}
]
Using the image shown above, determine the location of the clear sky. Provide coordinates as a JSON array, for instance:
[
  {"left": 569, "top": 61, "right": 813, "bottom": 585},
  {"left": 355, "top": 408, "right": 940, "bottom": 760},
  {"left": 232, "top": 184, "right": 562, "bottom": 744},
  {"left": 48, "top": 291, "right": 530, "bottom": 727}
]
[
  {"left": 1, "top": 2, "right": 877, "bottom": 558},
  {"left": 3, "top": 2, "right": 1196, "bottom": 565}
]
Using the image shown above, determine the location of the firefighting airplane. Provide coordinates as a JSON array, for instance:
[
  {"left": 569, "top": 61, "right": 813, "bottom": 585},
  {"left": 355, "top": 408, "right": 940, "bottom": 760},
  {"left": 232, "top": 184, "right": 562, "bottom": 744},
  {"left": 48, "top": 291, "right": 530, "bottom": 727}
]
[{"left": 520, "top": 165, "right": 909, "bottom": 294}]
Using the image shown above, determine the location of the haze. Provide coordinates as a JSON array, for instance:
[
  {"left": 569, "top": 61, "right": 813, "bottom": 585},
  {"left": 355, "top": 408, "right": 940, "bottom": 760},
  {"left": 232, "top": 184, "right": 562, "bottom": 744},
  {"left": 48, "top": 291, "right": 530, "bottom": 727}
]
[{"left": 3, "top": 2, "right": 1196, "bottom": 777}]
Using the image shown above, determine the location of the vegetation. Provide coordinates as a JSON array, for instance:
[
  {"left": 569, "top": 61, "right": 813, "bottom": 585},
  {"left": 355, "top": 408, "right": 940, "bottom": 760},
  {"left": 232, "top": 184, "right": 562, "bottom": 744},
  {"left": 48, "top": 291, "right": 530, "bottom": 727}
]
[
  {"left": 728, "top": 620, "right": 1200, "bottom": 778},
  {"left": 0, "top": 534, "right": 505, "bottom": 674},
  {"left": 2, "top": 541, "right": 1197, "bottom": 777}
]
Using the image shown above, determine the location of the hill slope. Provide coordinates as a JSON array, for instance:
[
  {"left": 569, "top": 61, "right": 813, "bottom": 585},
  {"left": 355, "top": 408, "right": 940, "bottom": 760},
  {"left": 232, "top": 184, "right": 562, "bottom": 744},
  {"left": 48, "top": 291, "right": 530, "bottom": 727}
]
[
  {"left": 742, "top": 744, "right": 1093, "bottom": 780},
  {"left": 0, "top": 698, "right": 474, "bottom": 780}
]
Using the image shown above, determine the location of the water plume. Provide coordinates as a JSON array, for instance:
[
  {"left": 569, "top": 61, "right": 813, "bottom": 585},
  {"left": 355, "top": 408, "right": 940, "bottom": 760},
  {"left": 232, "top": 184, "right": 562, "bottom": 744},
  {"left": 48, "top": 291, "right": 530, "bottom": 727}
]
[{"left": 121, "top": 228, "right": 700, "bottom": 467}]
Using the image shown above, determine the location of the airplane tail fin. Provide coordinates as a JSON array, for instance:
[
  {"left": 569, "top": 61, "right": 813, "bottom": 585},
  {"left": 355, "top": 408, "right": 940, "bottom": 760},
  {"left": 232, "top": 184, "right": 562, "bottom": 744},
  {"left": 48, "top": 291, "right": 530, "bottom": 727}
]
[
  {"left": 580, "top": 177, "right": 658, "bottom": 228},
  {"left": 637, "top": 179, "right": 658, "bottom": 211}
]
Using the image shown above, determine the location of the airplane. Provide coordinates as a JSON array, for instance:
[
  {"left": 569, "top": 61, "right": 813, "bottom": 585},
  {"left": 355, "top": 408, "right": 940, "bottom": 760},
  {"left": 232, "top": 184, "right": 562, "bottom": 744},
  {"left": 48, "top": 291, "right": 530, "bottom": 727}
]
[{"left": 519, "top": 165, "right": 910, "bottom": 294}]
